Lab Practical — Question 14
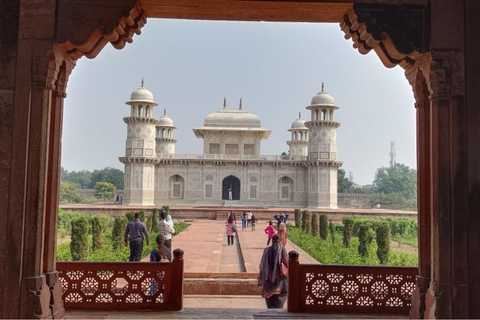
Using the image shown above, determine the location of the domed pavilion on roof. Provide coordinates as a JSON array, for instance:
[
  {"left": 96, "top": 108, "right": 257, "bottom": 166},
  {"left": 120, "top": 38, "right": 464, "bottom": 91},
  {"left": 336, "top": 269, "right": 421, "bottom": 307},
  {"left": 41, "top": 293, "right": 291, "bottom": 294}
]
[{"left": 119, "top": 83, "right": 342, "bottom": 208}]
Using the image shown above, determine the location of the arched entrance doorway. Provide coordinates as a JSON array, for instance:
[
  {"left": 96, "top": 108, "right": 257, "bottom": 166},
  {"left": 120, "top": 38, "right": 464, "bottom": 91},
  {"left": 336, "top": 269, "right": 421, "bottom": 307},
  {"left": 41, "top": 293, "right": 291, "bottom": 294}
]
[
  {"left": 222, "top": 175, "right": 240, "bottom": 200},
  {"left": 5, "top": 1, "right": 480, "bottom": 319}
]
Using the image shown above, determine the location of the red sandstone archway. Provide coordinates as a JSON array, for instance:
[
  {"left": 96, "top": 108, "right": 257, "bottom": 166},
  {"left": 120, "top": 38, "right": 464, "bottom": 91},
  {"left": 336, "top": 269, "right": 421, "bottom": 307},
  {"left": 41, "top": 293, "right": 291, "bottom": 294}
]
[{"left": 3, "top": 0, "right": 479, "bottom": 319}]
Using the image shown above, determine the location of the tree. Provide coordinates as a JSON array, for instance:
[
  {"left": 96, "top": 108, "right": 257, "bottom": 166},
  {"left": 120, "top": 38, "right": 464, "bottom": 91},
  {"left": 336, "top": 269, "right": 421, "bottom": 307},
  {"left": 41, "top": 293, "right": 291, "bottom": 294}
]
[
  {"left": 337, "top": 168, "right": 353, "bottom": 193},
  {"left": 59, "top": 181, "right": 84, "bottom": 204},
  {"left": 373, "top": 163, "right": 417, "bottom": 200},
  {"left": 90, "top": 167, "right": 124, "bottom": 189},
  {"left": 61, "top": 167, "right": 92, "bottom": 189},
  {"left": 94, "top": 181, "right": 116, "bottom": 202}
]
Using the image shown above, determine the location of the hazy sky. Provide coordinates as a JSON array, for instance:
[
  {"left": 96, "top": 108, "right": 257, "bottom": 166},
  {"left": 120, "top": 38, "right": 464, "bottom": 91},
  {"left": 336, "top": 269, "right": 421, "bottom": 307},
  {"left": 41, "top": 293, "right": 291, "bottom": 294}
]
[{"left": 62, "top": 19, "right": 416, "bottom": 186}]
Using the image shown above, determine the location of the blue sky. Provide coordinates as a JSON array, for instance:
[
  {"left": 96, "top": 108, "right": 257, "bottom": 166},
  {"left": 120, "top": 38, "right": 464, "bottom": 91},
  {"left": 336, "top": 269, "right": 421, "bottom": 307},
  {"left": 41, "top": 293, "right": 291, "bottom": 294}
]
[{"left": 62, "top": 19, "right": 416, "bottom": 185}]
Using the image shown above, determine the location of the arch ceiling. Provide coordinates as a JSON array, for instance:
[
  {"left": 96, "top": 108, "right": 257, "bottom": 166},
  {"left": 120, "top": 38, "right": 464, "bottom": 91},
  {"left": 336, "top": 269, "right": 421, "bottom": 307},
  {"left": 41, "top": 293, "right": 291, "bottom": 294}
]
[{"left": 56, "top": 0, "right": 429, "bottom": 70}]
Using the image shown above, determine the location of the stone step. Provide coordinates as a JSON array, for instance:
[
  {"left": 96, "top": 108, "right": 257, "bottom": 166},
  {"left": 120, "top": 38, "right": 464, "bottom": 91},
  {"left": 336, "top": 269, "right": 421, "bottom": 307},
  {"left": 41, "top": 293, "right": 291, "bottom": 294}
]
[{"left": 184, "top": 273, "right": 261, "bottom": 295}]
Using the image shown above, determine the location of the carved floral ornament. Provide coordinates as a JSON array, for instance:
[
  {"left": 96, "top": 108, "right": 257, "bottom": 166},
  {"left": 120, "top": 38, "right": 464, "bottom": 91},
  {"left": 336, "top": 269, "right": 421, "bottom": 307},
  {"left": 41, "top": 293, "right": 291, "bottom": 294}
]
[
  {"left": 341, "top": 4, "right": 429, "bottom": 69},
  {"left": 57, "top": 3, "right": 146, "bottom": 60}
]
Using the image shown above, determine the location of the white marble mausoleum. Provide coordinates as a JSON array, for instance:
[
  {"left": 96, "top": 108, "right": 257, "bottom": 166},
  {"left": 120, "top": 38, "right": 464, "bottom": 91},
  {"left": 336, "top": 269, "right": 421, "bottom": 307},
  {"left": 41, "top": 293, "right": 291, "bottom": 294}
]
[{"left": 119, "top": 82, "right": 342, "bottom": 208}]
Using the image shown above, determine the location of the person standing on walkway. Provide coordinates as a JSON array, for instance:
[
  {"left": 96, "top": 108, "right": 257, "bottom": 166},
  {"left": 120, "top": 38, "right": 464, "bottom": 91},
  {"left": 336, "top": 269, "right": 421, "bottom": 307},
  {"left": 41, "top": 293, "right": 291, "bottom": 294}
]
[
  {"left": 229, "top": 211, "right": 236, "bottom": 224},
  {"left": 242, "top": 211, "right": 247, "bottom": 231},
  {"left": 246, "top": 210, "right": 253, "bottom": 228},
  {"left": 251, "top": 213, "right": 257, "bottom": 231},
  {"left": 278, "top": 221, "right": 287, "bottom": 246},
  {"left": 226, "top": 215, "right": 235, "bottom": 246},
  {"left": 158, "top": 210, "right": 175, "bottom": 250},
  {"left": 228, "top": 186, "right": 233, "bottom": 200},
  {"left": 264, "top": 220, "right": 276, "bottom": 245},
  {"left": 124, "top": 212, "right": 150, "bottom": 261},
  {"left": 258, "top": 234, "right": 288, "bottom": 309},
  {"left": 274, "top": 213, "right": 289, "bottom": 228}
]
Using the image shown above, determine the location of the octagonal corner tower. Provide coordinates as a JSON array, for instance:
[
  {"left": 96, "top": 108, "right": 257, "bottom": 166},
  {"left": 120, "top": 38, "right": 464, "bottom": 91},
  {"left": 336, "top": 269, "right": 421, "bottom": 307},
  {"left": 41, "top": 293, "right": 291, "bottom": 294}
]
[
  {"left": 119, "top": 81, "right": 159, "bottom": 205},
  {"left": 304, "top": 84, "right": 342, "bottom": 209}
]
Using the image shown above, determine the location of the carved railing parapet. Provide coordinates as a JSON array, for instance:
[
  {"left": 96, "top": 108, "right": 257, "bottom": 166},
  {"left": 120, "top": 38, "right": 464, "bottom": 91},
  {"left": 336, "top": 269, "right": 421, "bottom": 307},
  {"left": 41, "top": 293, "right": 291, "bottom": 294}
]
[
  {"left": 288, "top": 262, "right": 418, "bottom": 314},
  {"left": 57, "top": 258, "right": 184, "bottom": 310}
]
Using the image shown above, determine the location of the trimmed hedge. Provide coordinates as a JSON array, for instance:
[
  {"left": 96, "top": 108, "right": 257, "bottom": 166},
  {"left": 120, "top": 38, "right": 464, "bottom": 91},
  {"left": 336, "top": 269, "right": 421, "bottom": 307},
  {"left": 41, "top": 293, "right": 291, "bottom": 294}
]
[
  {"left": 376, "top": 222, "right": 391, "bottom": 264},
  {"left": 343, "top": 217, "right": 355, "bottom": 247},
  {"left": 71, "top": 217, "right": 89, "bottom": 261},
  {"left": 301, "top": 210, "right": 307, "bottom": 231},
  {"left": 329, "top": 220, "right": 336, "bottom": 243},
  {"left": 112, "top": 216, "right": 127, "bottom": 250},
  {"left": 305, "top": 211, "right": 312, "bottom": 234},
  {"left": 358, "top": 222, "right": 375, "bottom": 258},
  {"left": 294, "top": 209, "right": 302, "bottom": 228},
  {"left": 91, "top": 216, "right": 104, "bottom": 251},
  {"left": 319, "top": 214, "right": 328, "bottom": 240},
  {"left": 311, "top": 213, "right": 319, "bottom": 237}
]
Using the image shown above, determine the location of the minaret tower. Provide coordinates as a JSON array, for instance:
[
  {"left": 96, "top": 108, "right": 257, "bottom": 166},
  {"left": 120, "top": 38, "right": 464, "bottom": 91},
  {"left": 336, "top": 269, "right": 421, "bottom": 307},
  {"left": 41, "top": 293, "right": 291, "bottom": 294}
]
[
  {"left": 304, "top": 83, "right": 342, "bottom": 208},
  {"left": 286, "top": 112, "right": 309, "bottom": 160},
  {"left": 119, "top": 80, "right": 159, "bottom": 205},
  {"left": 156, "top": 109, "right": 177, "bottom": 157}
]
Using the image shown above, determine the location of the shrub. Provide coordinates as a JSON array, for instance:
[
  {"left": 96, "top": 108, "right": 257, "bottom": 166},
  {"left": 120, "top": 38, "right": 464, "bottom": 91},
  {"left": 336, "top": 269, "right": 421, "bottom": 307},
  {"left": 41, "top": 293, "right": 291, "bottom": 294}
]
[
  {"left": 305, "top": 211, "right": 312, "bottom": 234},
  {"left": 329, "top": 220, "right": 336, "bottom": 243},
  {"left": 358, "top": 223, "right": 375, "bottom": 258},
  {"left": 376, "top": 222, "right": 391, "bottom": 264},
  {"left": 70, "top": 217, "right": 89, "bottom": 261},
  {"left": 150, "top": 209, "right": 159, "bottom": 233},
  {"left": 311, "top": 213, "right": 319, "bottom": 237},
  {"left": 319, "top": 214, "right": 328, "bottom": 240},
  {"left": 343, "top": 217, "right": 354, "bottom": 247},
  {"left": 91, "top": 216, "right": 104, "bottom": 251},
  {"left": 139, "top": 210, "right": 145, "bottom": 222},
  {"left": 161, "top": 205, "right": 170, "bottom": 213},
  {"left": 146, "top": 215, "right": 152, "bottom": 233},
  {"left": 294, "top": 209, "right": 302, "bottom": 228},
  {"left": 301, "top": 210, "right": 307, "bottom": 231},
  {"left": 112, "top": 216, "right": 127, "bottom": 250},
  {"left": 125, "top": 211, "right": 135, "bottom": 222}
]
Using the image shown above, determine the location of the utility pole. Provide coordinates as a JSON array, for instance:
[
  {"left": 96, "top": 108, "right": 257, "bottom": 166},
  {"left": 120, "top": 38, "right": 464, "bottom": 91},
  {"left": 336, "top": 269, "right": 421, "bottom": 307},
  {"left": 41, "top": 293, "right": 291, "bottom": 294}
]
[{"left": 389, "top": 141, "right": 396, "bottom": 167}]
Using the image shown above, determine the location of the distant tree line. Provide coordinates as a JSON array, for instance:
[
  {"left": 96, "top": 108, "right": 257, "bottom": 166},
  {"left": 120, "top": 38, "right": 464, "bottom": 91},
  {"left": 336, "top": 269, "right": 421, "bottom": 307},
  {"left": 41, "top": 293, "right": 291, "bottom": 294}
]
[
  {"left": 338, "top": 163, "right": 417, "bottom": 211},
  {"left": 59, "top": 167, "right": 124, "bottom": 204}
]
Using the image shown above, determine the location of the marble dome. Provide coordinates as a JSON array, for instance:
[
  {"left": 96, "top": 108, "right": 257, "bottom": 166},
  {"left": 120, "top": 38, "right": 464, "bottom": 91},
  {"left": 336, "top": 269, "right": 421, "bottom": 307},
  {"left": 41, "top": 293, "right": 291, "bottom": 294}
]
[
  {"left": 310, "top": 90, "right": 335, "bottom": 107},
  {"left": 126, "top": 84, "right": 158, "bottom": 106},
  {"left": 158, "top": 114, "right": 175, "bottom": 127},
  {"left": 204, "top": 109, "right": 261, "bottom": 128},
  {"left": 291, "top": 118, "right": 307, "bottom": 130}
]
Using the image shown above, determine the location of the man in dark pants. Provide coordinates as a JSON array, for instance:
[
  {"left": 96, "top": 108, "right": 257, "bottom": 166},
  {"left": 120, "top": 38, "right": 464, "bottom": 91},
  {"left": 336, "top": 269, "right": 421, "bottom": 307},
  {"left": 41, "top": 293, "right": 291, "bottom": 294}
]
[
  {"left": 158, "top": 210, "right": 175, "bottom": 250},
  {"left": 124, "top": 212, "right": 150, "bottom": 261}
]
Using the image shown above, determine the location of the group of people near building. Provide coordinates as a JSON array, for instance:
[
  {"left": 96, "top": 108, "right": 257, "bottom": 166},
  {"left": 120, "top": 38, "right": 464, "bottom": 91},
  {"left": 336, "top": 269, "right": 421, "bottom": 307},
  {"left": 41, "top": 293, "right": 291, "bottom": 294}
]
[{"left": 123, "top": 211, "right": 175, "bottom": 263}]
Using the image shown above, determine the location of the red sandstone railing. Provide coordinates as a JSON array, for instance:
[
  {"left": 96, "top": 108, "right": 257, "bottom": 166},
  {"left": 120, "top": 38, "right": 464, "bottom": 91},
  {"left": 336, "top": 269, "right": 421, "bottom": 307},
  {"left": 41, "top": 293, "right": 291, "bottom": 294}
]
[
  {"left": 288, "top": 251, "right": 418, "bottom": 314},
  {"left": 56, "top": 249, "right": 184, "bottom": 310}
]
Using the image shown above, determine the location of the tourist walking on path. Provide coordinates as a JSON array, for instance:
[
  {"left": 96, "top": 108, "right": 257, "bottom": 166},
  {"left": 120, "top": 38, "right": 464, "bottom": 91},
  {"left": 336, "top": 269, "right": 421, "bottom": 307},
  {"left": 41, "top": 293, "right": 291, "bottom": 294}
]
[
  {"left": 274, "top": 213, "right": 289, "bottom": 228},
  {"left": 246, "top": 210, "right": 253, "bottom": 228},
  {"left": 258, "top": 234, "right": 288, "bottom": 309},
  {"left": 242, "top": 211, "right": 247, "bottom": 231},
  {"left": 229, "top": 211, "right": 236, "bottom": 223},
  {"left": 226, "top": 216, "right": 236, "bottom": 246},
  {"left": 278, "top": 222, "right": 287, "bottom": 246},
  {"left": 124, "top": 212, "right": 150, "bottom": 261},
  {"left": 264, "top": 220, "right": 276, "bottom": 245},
  {"left": 150, "top": 234, "right": 172, "bottom": 262},
  {"left": 251, "top": 213, "right": 257, "bottom": 231},
  {"left": 158, "top": 210, "right": 175, "bottom": 250}
]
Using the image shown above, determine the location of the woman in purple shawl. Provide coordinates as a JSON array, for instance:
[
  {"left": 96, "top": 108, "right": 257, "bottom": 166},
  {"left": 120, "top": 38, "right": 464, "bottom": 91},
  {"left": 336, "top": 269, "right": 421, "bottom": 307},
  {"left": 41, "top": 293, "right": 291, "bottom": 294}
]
[{"left": 258, "top": 234, "right": 288, "bottom": 308}]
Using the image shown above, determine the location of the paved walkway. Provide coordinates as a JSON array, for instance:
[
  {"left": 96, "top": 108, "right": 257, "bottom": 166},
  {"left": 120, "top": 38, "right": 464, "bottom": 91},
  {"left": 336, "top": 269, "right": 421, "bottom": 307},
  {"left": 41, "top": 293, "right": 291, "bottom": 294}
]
[{"left": 168, "top": 219, "right": 319, "bottom": 274}]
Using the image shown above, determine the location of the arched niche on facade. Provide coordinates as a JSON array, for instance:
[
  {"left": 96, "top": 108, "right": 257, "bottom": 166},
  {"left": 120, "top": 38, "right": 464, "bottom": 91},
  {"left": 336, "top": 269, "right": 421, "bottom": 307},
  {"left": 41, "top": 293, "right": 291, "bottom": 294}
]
[
  {"left": 169, "top": 174, "right": 184, "bottom": 199},
  {"left": 222, "top": 175, "right": 241, "bottom": 200}
]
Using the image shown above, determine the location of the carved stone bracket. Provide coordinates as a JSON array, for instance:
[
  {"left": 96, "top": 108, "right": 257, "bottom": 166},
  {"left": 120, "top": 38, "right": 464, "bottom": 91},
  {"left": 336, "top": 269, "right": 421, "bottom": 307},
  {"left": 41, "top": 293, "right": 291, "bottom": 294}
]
[
  {"left": 25, "top": 275, "right": 51, "bottom": 319},
  {"left": 341, "top": 4, "right": 429, "bottom": 69},
  {"left": 56, "top": 0, "right": 145, "bottom": 59}
]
